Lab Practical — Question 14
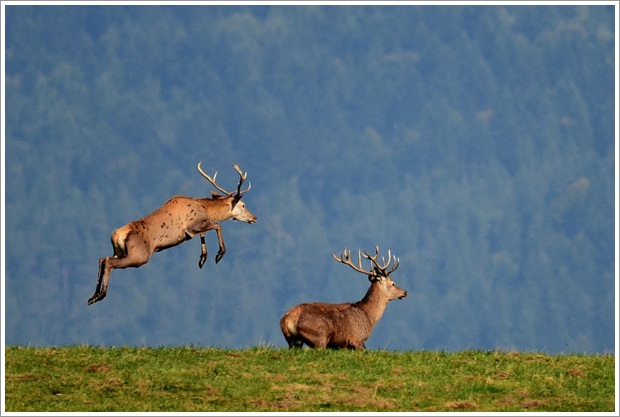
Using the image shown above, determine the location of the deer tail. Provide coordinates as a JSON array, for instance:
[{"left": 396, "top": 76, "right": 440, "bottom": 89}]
[
  {"left": 111, "top": 224, "right": 132, "bottom": 258},
  {"left": 280, "top": 306, "right": 303, "bottom": 337}
]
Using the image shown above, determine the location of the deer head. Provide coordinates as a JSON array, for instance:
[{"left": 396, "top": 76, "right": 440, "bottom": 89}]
[
  {"left": 332, "top": 246, "right": 407, "bottom": 300},
  {"left": 197, "top": 161, "right": 256, "bottom": 224}
]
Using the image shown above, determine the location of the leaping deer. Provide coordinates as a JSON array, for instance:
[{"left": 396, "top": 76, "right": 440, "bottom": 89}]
[
  {"left": 280, "top": 246, "right": 407, "bottom": 350},
  {"left": 87, "top": 162, "right": 257, "bottom": 305}
]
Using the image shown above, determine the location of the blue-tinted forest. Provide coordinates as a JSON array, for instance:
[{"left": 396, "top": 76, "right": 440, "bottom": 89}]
[{"left": 4, "top": 5, "right": 616, "bottom": 353}]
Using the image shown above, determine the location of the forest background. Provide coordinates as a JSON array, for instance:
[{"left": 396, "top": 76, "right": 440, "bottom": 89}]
[{"left": 3, "top": 4, "right": 617, "bottom": 354}]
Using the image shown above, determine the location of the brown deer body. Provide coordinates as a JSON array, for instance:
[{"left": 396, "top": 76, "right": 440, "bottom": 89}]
[
  {"left": 280, "top": 247, "right": 407, "bottom": 350},
  {"left": 87, "top": 162, "right": 257, "bottom": 305}
]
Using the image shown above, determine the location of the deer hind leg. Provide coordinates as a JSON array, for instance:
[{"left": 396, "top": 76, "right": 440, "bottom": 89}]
[
  {"left": 286, "top": 337, "right": 304, "bottom": 349},
  {"left": 87, "top": 258, "right": 106, "bottom": 304},
  {"left": 297, "top": 329, "right": 329, "bottom": 349},
  {"left": 280, "top": 308, "right": 306, "bottom": 348},
  {"left": 88, "top": 232, "right": 151, "bottom": 305},
  {"left": 88, "top": 257, "right": 110, "bottom": 305},
  {"left": 305, "top": 335, "right": 329, "bottom": 349}
]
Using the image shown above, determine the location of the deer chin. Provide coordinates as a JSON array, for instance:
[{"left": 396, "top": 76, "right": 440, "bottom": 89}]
[{"left": 235, "top": 218, "right": 256, "bottom": 224}]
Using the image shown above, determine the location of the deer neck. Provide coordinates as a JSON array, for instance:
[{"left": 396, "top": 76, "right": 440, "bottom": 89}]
[
  {"left": 201, "top": 197, "right": 234, "bottom": 222},
  {"left": 355, "top": 283, "right": 389, "bottom": 327}
]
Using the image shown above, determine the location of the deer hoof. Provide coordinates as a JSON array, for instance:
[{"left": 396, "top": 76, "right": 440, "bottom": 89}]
[{"left": 87, "top": 293, "right": 104, "bottom": 305}]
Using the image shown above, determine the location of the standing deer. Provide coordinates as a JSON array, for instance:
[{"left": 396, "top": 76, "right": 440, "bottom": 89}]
[
  {"left": 87, "top": 162, "right": 257, "bottom": 305},
  {"left": 280, "top": 246, "right": 407, "bottom": 350}
]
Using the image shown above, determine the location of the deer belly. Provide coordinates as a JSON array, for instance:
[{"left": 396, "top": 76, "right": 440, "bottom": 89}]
[
  {"left": 327, "top": 331, "right": 352, "bottom": 348},
  {"left": 152, "top": 224, "right": 194, "bottom": 251}
]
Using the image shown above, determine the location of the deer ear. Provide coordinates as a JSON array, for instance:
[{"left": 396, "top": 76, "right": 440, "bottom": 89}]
[{"left": 369, "top": 270, "right": 384, "bottom": 282}]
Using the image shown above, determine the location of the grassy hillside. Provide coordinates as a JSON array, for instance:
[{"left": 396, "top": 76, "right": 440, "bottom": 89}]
[{"left": 4, "top": 346, "right": 615, "bottom": 412}]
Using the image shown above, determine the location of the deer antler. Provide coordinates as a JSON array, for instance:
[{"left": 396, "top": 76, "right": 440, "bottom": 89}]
[
  {"left": 231, "top": 164, "right": 251, "bottom": 196},
  {"left": 332, "top": 247, "right": 375, "bottom": 276},
  {"left": 362, "top": 246, "right": 400, "bottom": 276},
  {"left": 197, "top": 161, "right": 231, "bottom": 195},
  {"left": 333, "top": 246, "right": 400, "bottom": 280},
  {"left": 197, "top": 161, "right": 251, "bottom": 197}
]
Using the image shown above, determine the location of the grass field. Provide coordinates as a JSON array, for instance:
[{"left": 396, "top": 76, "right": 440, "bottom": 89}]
[{"left": 4, "top": 345, "right": 616, "bottom": 412}]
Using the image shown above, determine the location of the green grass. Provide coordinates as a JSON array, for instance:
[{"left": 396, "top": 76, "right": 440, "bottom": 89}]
[{"left": 4, "top": 346, "right": 615, "bottom": 412}]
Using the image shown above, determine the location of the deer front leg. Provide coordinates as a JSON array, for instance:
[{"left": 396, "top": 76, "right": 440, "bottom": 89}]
[
  {"left": 198, "top": 233, "right": 207, "bottom": 268},
  {"left": 190, "top": 221, "right": 225, "bottom": 265},
  {"left": 347, "top": 339, "right": 367, "bottom": 350},
  {"left": 210, "top": 223, "right": 226, "bottom": 263}
]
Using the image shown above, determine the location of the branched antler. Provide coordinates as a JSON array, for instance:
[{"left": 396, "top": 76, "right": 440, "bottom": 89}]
[
  {"left": 197, "top": 161, "right": 251, "bottom": 196},
  {"left": 332, "top": 247, "right": 373, "bottom": 275},
  {"left": 362, "top": 246, "right": 400, "bottom": 276},
  {"left": 231, "top": 164, "right": 251, "bottom": 196},
  {"left": 333, "top": 246, "right": 399, "bottom": 278}
]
